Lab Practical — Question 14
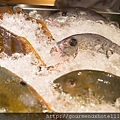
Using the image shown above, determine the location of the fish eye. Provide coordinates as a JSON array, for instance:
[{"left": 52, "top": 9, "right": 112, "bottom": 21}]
[
  {"left": 69, "top": 38, "right": 77, "bottom": 46},
  {"left": 20, "top": 81, "right": 27, "bottom": 86},
  {"left": 68, "top": 79, "right": 76, "bottom": 88},
  {"left": 62, "top": 11, "right": 67, "bottom": 16}
]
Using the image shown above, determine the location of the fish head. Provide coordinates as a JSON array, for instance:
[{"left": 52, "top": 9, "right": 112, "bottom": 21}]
[
  {"left": 50, "top": 35, "right": 79, "bottom": 58},
  {"left": 48, "top": 11, "right": 68, "bottom": 26},
  {"left": 53, "top": 71, "right": 93, "bottom": 96},
  {"left": 48, "top": 9, "right": 77, "bottom": 26}
]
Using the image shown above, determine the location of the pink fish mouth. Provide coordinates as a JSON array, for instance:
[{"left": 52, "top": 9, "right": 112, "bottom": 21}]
[{"left": 50, "top": 44, "right": 63, "bottom": 56}]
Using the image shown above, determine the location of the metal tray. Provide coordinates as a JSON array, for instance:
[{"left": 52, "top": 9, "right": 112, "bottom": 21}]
[{"left": 1, "top": 4, "right": 120, "bottom": 25}]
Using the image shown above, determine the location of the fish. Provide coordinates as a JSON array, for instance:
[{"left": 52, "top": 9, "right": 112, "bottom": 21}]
[
  {"left": 13, "top": 6, "right": 54, "bottom": 40},
  {"left": 0, "top": 5, "right": 54, "bottom": 42},
  {"left": 48, "top": 7, "right": 110, "bottom": 26},
  {"left": 0, "top": 67, "right": 53, "bottom": 112},
  {"left": 53, "top": 70, "right": 120, "bottom": 103},
  {"left": 50, "top": 33, "right": 120, "bottom": 58},
  {"left": 0, "top": 26, "right": 45, "bottom": 66}
]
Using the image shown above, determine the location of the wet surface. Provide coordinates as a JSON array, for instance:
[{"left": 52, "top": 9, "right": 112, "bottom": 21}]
[
  {"left": 0, "top": 67, "right": 52, "bottom": 112},
  {"left": 53, "top": 70, "right": 120, "bottom": 104},
  {"left": 47, "top": 7, "right": 110, "bottom": 27},
  {"left": 51, "top": 33, "right": 120, "bottom": 58}
]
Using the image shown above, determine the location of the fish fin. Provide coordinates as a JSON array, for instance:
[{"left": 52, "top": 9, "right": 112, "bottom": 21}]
[
  {"left": 73, "top": 52, "right": 78, "bottom": 58},
  {"left": 109, "top": 21, "right": 119, "bottom": 28},
  {"left": 106, "top": 49, "right": 113, "bottom": 58},
  {"left": 97, "top": 47, "right": 105, "bottom": 54},
  {"left": 73, "top": 48, "right": 79, "bottom": 58},
  {"left": 96, "top": 46, "right": 113, "bottom": 58},
  {"left": 96, "top": 20, "right": 105, "bottom": 25}
]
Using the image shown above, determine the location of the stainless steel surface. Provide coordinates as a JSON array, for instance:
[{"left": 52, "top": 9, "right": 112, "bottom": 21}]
[
  {"left": 0, "top": 3, "right": 120, "bottom": 25},
  {"left": 16, "top": 4, "right": 60, "bottom": 11},
  {"left": 17, "top": 4, "right": 120, "bottom": 14},
  {"left": 0, "top": 3, "right": 120, "bottom": 14}
]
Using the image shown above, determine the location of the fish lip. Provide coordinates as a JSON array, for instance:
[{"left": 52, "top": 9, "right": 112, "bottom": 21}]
[
  {"left": 50, "top": 46, "right": 58, "bottom": 53},
  {"left": 52, "top": 83, "right": 62, "bottom": 89},
  {"left": 50, "top": 44, "right": 63, "bottom": 55},
  {"left": 50, "top": 42, "right": 71, "bottom": 57}
]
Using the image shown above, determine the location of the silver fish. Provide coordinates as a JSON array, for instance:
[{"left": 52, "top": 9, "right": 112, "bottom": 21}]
[
  {"left": 48, "top": 7, "right": 110, "bottom": 26},
  {"left": 50, "top": 33, "right": 120, "bottom": 58}
]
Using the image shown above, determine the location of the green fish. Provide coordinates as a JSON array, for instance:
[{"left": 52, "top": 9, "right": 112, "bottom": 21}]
[
  {"left": 53, "top": 70, "right": 120, "bottom": 104},
  {"left": 0, "top": 67, "right": 52, "bottom": 112}
]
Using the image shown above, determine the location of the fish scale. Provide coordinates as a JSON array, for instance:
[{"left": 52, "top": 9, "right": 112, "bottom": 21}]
[
  {"left": 0, "top": 67, "right": 53, "bottom": 112},
  {"left": 48, "top": 7, "right": 110, "bottom": 25},
  {"left": 53, "top": 70, "right": 120, "bottom": 104},
  {"left": 53, "top": 33, "right": 120, "bottom": 58}
]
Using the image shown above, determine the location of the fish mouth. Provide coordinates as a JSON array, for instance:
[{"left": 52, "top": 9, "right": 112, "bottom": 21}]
[
  {"left": 50, "top": 44, "right": 64, "bottom": 56},
  {"left": 50, "top": 45, "right": 59, "bottom": 53},
  {"left": 50, "top": 42, "right": 72, "bottom": 58},
  {"left": 51, "top": 83, "right": 63, "bottom": 93},
  {"left": 52, "top": 83, "right": 61, "bottom": 89}
]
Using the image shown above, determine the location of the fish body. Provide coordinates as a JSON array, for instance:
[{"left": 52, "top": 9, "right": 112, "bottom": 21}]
[
  {"left": 0, "top": 26, "right": 45, "bottom": 66},
  {"left": 51, "top": 33, "right": 120, "bottom": 58},
  {"left": 53, "top": 70, "right": 120, "bottom": 103},
  {"left": 0, "top": 26, "right": 26, "bottom": 56},
  {"left": 0, "top": 67, "right": 52, "bottom": 112},
  {"left": 48, "top": 7, "right": 109, "bottom": 26}
]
